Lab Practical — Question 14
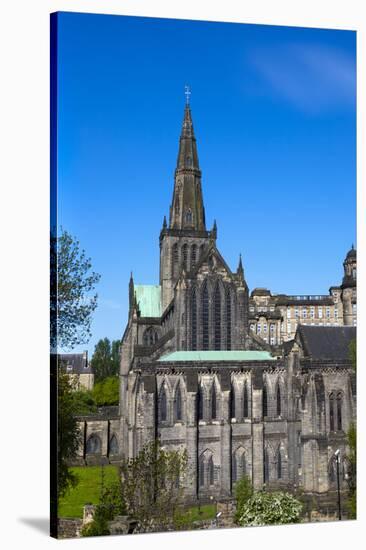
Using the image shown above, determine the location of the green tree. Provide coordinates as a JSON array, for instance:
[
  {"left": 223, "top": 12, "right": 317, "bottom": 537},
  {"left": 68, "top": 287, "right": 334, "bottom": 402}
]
[
  {"left": 81, "top": 466, "right": 126, "bottom": 537},
  {"left": 57, "top": 367, "right": 82, "bottom": 497},
  {"left": 120, "top": 440, "right": 188, "bottom": 532},
  {"left": 91, "top": 338, "right": 120, "bottom": 382},
  {"left": 71, "top": 389, "right": 97, "bottom": 415},
  {"left": 234, "top": 475, "right": 253, "bottom": 523},
  {"left": 92, "top": 376, "right": 120, "bottom": 406},
  {"left": 50, "top": 229, "right": 100, "bottom": 351},
  {"left": 238, "top": 491, "right": 302, "bottom": 527}
]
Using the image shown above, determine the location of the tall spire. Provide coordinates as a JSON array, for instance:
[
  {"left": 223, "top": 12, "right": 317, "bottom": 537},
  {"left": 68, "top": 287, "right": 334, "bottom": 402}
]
[{"left": 169, "top": 88, "right": 206, "bottom": 231}]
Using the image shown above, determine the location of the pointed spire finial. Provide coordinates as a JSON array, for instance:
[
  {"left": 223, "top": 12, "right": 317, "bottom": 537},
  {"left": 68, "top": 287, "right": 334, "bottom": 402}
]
[
  {"left": 185, "top": 84, "right": 191, "bottom": 106},
  {"left": 163, "top": 215, "right": 167, "bottom": 229},
  {"left": 237, "top": 253, "right": 243, "bottom": 275},
  {"left": 352, "top": 243, "right": 354, "bottom": 250}
]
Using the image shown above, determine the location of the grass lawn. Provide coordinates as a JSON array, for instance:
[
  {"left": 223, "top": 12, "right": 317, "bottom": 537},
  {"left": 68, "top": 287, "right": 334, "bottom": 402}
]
[
  {"left": 58, "top": 465, "right": 119, "bottom": 519},
  {"left": 182, "top": 504, "right": 216, "bottom": 522}
]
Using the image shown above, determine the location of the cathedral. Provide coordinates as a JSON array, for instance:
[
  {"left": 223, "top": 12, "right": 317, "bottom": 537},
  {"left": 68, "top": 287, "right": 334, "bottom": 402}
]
[{"left": 75, "top": 99, "right": 356, "bottom": 512}]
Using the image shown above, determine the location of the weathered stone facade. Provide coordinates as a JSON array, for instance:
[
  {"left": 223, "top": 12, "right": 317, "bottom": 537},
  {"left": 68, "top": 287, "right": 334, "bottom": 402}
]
[{"left": 78, "top": 103, "right": 356, "bottom": 510}]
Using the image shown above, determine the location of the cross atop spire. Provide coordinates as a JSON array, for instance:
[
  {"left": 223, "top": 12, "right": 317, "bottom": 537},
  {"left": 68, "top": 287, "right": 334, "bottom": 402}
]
[{"left": 185, "top": 84, "right": 191, "bottom": 105}]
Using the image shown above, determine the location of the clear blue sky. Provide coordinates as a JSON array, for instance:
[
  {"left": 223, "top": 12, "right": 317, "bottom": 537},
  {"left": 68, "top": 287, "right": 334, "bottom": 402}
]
[{"left": 56, "top": 12, "right": 356, "bottom": 355}]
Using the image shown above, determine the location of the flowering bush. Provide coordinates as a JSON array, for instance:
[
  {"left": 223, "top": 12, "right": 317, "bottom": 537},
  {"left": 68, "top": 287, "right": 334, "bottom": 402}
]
[{"left": 238, "top": 491, "right": 302, "bottom": 526}]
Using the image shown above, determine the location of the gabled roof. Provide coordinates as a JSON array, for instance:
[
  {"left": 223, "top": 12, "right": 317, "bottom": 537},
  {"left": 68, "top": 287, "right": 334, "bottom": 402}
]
[
  {"left": 135, "top": 285, "right": 162, "bottom": 318},
  {"left": 158, "top": 350, "right": 275, "bottom": 362},
  {"left": 59, "top": 352, "right": 92, "bottom": 374},
  {"left": 297, "top": 325, "right": 356, "bottom": 360}
]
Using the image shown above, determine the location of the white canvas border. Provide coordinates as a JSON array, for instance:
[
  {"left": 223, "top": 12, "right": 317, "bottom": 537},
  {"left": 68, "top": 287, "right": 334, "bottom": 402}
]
[{"left": 0, "top": 0, "right": 364, "bottom": 547}]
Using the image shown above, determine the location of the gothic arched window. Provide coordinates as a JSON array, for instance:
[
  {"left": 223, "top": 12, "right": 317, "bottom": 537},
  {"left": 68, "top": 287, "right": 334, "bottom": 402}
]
[
  {"left": 329, "top": 393, "right": 335, "bottom": 431},
  {"left": 202, "top": 283, "right": 209, "bottom": 350},
  {"left": 109, "top": 435, "right": 119, "bottom": 456},
  {"left": 172, "top": 243, "right": 179, "bottom": 278},
  {"left": 243, "top": 381, "right": 248, "bottom": 418},
  {"left": 160, "top": 386, "right": 167, "bottom": 422},
  {"left": 277, "top": 450, "right": 282, "bottom": 479},
  {"left": 226, "top": 288, "right": 232, "bottom": 350},
  {"left": 198, "top": 385, "right": 203, "bottom": 421},
  {"left": 337, "top": 392, "right": 343, "bottom": 431},
  {"left": 214, "top": 285, "right": 221, "bottom": 350},
  {"left": 263, "top": 384, "right": 268, "bottom": 418},
  {"left": 264, "top": 448, "right": 269, "bottom": 483},
  {"left": 143, "top": 327, "right": 158, "bottom": 346},
  {"left": 208, "top": 455, "right": 214, "bottom": 485},
  {"left": 191, "top": 244, "right": 197, "bottom": 270},
  {"left": 233, "top": 449, "right": 246, "bottom": 482},
  {"left": 174, "top": 383, "right": 182, "bottom": 421},
  {"left": 231, "top": 385, "right": 236, "bottom": 419},
  {"left": 185, "top": 209, "right": 193, "bottom": 225},
  {"left": 182, "top": 243, "right": 188, "bottom": 271},
  {"left": 86, "top": 434, "right": 101, "bottom": 455},
  {"left": 211, "top": 384, "right": 217, "bottom": 420},
  {"left": 199, "top": 455, "right": 205, "bottom": 487},
  {"left": 200, "top": 243, "right": 205, "bottom": 259},
  {"left": 191, "top": 287, "right": 197, "bottom": 350},
  {"left": 276, "top": 385, "right": 281, "bottom": 417}
]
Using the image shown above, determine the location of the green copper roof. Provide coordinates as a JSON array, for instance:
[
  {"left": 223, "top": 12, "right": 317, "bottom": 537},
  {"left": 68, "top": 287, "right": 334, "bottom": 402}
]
[
  {"left": 158, "top": 350, "right": 275, "bottom": 362},
  {"left": 135, "top": 285, "right": 161, "bottom": 318}
]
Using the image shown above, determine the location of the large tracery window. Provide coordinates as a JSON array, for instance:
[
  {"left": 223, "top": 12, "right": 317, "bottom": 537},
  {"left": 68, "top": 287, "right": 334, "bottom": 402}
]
[
  {"left": 276, "top": 449, "right": 282, "bottom": 479},
  {"left": 264, "top": 448, "right": 269, "bottom": 483},
  {"left": 214, "top": 285, "right": 221, "bottom": 350},
  {"left": 231, "top": 385, "right": 236, "bottom": 418},
  {"left": 226, "top": 288, "right": 232, "bottom": 350},
  {"left": 197, "top": 385, "right": 203, "bottom": 421},
  {"left": 191, "top": 288, "right": 197, "bottom": 350},
  {"left": 202, "top": 283, "right": 209, "bottom": 350}
]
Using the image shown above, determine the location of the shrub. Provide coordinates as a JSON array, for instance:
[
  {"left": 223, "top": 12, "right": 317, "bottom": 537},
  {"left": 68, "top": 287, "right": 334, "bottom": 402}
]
[
  {"left": 234, "top": 475, "right": 253, "bottom": 523},
  {"left": 238, "top": 491, "right": 302, "bottom": 527}
]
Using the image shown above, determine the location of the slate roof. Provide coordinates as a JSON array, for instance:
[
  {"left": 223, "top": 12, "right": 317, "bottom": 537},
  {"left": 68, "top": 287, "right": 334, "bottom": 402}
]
[
  {"left": 297, "top": 325, "right": 356, "bottom": 360},
  {"left": 59, "top": 352, "right": 92, "bottom": 374},
  {"left": 135, "top": 285, "right": 162, "bottom": 317},
  {"left": 158, "top": 350, "right": 275, "bottom": 362}
]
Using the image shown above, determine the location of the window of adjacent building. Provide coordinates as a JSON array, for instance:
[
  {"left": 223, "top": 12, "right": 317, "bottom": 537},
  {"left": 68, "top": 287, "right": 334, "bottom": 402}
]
[
  {"left": 287, "top": 322, "right": 291, "bottom": 333},
  {"left": 302, "top": 308, "right": 307, "bottom": 318},
  {"left": 257, "top": 323, "right": 261, "bottom": 334},
  {"left": 334, "top": 307, "right": 338, "bottom": 318},
  {"left": 270, "top": 336, "right": 275, "bottom": 345},
  {"left": 263, "top": 323, "right": 267, "bottom": 333},
  {"left": 353, "top": 304, "right": 357, "bottom": 313},
  {"left": 295, "top": 308, "right": 299, "bottom": 318},
  {"left": 318, "top": 307, "right": 323, "bottom": 318},
  {"left": 326, "top": 307, "right": 330, "bottom": 318},
  {"left": 287, "top": 307, "right": 291, "bottom": 318},
  {"left": 310, "top": 307, "right": 315, "bottom": 319},
  {"left": 270, "top": 324, "right": 274, "bottom": 332},
  {"left": 250, "top": 324, "right": 255, "bottom": 331}
]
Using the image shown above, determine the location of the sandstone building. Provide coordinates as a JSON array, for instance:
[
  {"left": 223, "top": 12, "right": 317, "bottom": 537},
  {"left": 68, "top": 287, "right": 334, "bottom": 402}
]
[{"left": 75, "top": 101, "right": 356, "bottom": 512}]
